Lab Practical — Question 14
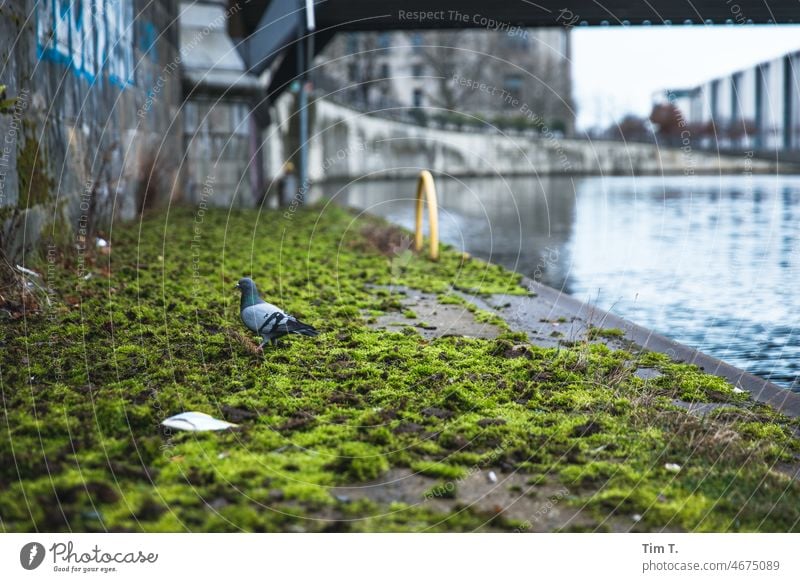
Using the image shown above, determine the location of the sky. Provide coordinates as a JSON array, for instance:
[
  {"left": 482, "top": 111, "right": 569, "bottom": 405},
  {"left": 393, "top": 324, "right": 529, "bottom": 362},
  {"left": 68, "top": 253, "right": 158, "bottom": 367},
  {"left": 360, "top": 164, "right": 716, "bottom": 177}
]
[{"left": 571, "top": 25, "right": 800, "bottom": 130}]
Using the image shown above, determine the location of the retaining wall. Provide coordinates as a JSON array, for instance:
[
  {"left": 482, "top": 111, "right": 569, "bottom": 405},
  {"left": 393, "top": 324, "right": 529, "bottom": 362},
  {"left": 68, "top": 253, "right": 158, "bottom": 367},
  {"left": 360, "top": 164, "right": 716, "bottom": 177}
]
[
  {"left": 0, "top": 0, "right": 182, "bottom": 263},
  {"left": 302, "top": 98, "right": 781, "bottom": 180}
]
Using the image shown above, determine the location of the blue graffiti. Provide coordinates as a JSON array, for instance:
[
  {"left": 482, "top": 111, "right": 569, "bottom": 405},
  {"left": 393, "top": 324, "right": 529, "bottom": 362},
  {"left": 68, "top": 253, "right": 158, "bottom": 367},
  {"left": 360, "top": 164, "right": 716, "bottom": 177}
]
[
  {"left": 36, "top": 0, "right": 136, "bottom": 88},
  {"left": 139, "top": 21, "right": 158, "bottom": 64}
]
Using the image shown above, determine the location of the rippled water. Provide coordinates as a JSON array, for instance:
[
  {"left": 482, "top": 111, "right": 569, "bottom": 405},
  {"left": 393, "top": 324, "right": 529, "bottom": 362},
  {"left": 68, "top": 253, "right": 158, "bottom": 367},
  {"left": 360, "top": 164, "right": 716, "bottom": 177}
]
[{"left": 313, "top": 175, "right": 800, "bottom": 390}]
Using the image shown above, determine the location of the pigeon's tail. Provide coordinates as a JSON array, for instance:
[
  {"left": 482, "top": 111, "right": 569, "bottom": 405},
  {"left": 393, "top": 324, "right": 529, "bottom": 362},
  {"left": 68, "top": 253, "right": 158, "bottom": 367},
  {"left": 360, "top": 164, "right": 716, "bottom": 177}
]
[{"left": 286, "top": 319, "right": 319, "bottom": 337}]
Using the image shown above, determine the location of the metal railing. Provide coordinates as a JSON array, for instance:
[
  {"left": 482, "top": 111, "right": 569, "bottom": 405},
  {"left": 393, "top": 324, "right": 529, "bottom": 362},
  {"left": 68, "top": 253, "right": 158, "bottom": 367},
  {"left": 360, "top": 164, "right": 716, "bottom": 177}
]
[{"left": 414, "top": 170, "right": 439, "bottom": 260}]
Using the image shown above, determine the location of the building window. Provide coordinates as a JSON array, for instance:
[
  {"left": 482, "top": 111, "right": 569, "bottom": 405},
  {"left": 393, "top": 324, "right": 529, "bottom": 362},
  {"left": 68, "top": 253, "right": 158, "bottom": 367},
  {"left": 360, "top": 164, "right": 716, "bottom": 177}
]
[
  {"left": 412, "top": 63, "right": 423, "bottom": 77},
  {"left": 411, "top": 33, "right": 423, "bottom": 53},
  {"left": 755, "top": 65, "right": 765, "bottom": 137},
  {"left": 413, "top": 88, "right": 424, "bottom": 107},
  {"left": 503, "top": 74, "right": 524, "bottom": 104},
  {"left": 346, "top": 34, "right": 359, "bottom": 54},
  {"left": 783, "top": 55, "right": 793, "bottom": 149},
  {"left": 347, "top": 63, "right": 358, "bottom": 81},
  {"left": 501, "top": 33, "right": 530, "bottom": 51},
  {"left": 380, "top": 63, "right": 390, "bottom": 79},
  {"left": 378, "top": 32, "right": 391, "bottom": 50},
  {"left": 710, "top": 79, "right": 720, "bottom": 123},
  {"left": 731, "top": 72, "right": 742, "bottom": 122}
]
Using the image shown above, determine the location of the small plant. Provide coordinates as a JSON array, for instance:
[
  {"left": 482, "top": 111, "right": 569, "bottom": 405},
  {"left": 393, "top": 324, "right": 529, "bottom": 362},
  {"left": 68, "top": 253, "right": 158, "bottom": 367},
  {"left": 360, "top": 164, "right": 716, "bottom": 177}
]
[{"left": 587, "top": 326, "right": 625, "bottom": 340}]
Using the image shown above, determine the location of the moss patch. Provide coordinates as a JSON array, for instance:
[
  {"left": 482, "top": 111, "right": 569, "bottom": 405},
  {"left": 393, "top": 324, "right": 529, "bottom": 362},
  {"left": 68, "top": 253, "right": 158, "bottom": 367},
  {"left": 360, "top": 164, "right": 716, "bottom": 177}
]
[
  {"left": 587, "top": 327, "right": 625, "bottom": 340},
  {"left": 1, "top": 205, "right": 799, "bottom": 532}
]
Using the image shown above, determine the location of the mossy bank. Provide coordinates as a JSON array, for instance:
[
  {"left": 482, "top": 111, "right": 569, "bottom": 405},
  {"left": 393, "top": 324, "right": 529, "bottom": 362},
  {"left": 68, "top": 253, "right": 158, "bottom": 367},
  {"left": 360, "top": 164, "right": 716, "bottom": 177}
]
[{"left": 2, "top": 204, "right": 800, "bottom": 532}]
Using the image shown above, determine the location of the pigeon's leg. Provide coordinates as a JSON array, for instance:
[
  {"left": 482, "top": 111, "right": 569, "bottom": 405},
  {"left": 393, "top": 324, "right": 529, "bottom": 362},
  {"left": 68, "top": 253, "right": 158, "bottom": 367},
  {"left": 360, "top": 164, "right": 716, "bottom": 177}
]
[
  {"left": 271, "top": 338, "right": 278, "bottom": 348},
  {"left": 257, "top": 338, "right": 268, "bottom": 352}
]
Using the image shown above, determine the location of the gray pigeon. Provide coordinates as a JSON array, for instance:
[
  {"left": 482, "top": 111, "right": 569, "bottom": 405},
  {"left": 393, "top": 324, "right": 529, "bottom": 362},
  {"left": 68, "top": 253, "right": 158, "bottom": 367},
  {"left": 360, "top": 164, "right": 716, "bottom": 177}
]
[{"left": 235, "top": 277, "right": 318, "bottom": 349}]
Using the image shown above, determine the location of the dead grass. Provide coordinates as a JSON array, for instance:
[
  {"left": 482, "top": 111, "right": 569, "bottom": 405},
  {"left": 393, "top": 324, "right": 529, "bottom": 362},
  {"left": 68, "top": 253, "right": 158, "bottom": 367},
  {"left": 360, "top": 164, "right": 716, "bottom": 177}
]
[{"left": 357, "top": 222, "right": 413, "bottom": 257}]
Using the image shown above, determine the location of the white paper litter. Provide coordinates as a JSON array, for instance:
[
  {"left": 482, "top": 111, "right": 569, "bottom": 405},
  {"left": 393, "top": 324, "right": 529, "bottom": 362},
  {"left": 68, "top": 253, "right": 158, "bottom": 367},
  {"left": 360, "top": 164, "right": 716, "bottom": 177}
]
[
  {"left": 664, "top": 463, "right": 681, "bottom": 473},
  {"left": 161, "top": 412, "right": 236, "bottom": 432},
  {"left": 487, "top": 470, "right": 498, "bottom": 484},
  {"left": 16, "top": 265, "right": 41, "bottom": 277}
]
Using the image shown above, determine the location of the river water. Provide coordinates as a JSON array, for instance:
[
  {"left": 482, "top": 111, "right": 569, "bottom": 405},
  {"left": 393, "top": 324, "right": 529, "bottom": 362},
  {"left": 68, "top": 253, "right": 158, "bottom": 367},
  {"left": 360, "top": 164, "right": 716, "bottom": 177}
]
[{"left": 313, "top": 175, "right": 800, "bottom": 390}]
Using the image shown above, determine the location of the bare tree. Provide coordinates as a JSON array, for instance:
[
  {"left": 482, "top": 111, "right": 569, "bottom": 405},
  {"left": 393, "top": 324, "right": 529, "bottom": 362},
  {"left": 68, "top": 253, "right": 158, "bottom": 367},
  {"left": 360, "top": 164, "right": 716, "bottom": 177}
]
[
  {"left": 649, "top": 102, "right": 684, "bottom": 141},
  {"left": 614, "top": 115, "right": 651, "bottom": 142},
  {"left": 416, "top": 31, "right": 496, "bottom": 111},
  {"left": 354, "top": 33, "right": 381, "bottom": 107}
]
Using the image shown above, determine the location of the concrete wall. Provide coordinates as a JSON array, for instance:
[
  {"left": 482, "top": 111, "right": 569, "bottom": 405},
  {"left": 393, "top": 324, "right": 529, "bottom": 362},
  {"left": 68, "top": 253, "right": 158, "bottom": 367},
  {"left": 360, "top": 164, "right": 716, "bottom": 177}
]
[
  {"left": 0, "top": 0, "right": 182, "bottom": 263},
  {"left": 298, "top": 98, "right": 778, "bottom": 181}
]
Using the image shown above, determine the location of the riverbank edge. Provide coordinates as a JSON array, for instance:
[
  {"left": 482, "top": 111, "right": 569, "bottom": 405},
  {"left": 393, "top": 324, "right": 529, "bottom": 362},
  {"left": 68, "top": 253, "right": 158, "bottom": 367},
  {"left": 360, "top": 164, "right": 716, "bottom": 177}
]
[
  {"left": 315, "top": 166, "right": 800, "bottom": 181},
  {"left": 506, "top": 275, "right": 800, "bottom": 418}
]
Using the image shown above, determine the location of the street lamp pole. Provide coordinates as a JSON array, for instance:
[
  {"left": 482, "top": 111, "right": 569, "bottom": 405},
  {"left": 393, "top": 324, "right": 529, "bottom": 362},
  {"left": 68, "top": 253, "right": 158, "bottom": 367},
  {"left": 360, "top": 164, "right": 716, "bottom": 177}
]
[{"left": 297, "top": 0, "right": 316, "bottom": 197}]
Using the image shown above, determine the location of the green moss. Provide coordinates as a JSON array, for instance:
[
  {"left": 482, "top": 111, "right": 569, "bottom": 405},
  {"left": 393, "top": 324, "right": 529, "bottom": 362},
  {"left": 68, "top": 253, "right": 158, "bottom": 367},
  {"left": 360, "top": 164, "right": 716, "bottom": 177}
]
[
  {"left": 1, "top": 205, "right": 799, "bottom": 532},
  {"left": 424, "top": 482, "right": 458, "bottom": 500},
  {"left": 411, "top": 461, "right": 467, "bottom": 480},
  {"left": 38, "top": 212, "right": 73, "bottom": 251},
  {"left": 587, "top": 327, "right": 625, "bottom": 339},
  {"left": 0, "top": 96, "right": 18, "bottom": 113},
  {"left": 328, "top": 442, "right": 389, "bottom": 481}
]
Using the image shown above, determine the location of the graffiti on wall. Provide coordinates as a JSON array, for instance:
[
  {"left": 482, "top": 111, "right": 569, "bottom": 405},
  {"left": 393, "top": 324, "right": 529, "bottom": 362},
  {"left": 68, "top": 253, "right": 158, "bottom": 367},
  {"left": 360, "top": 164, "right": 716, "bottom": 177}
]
[{"left": 36, "top": 0, "right": 135, "bottom": 87}]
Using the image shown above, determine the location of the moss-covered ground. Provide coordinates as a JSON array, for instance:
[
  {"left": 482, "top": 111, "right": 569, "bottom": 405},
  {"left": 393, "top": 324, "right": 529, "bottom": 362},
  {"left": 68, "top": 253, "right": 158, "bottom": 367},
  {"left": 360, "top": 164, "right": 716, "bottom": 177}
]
[{"left": 2, "top": 204, "right": 800, "bottom": 532}]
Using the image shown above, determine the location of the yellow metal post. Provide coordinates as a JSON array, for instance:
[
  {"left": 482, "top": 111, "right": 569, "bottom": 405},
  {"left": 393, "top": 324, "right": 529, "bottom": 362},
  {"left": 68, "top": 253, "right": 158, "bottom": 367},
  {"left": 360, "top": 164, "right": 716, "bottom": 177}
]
[{"left": 414, "top": 170, "right": 439, "bottom": 260}]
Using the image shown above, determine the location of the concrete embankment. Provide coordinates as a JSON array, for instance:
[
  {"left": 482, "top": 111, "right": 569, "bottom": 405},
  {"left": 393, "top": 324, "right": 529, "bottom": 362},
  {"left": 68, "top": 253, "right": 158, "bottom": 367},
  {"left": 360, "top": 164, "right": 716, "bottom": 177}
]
[
  {"left": 270, "top": 98, "right": 791, "bottom": 181},
  {"left": 468, "top": 277, "right": 800, "bottom": 418}
]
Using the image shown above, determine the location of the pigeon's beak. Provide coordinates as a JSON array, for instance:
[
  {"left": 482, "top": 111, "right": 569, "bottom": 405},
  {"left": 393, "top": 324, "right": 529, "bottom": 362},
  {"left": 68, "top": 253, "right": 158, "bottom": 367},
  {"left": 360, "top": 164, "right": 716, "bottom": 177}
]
[{"left": 233, "top": 283, "right": 239, "bottom": 290}]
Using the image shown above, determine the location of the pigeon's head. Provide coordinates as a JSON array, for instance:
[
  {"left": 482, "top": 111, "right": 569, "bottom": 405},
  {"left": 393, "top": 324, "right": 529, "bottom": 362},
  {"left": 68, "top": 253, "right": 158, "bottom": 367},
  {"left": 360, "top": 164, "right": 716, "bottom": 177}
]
[{"left": 235, "top": 277, "right": 258, "bottom": 294}]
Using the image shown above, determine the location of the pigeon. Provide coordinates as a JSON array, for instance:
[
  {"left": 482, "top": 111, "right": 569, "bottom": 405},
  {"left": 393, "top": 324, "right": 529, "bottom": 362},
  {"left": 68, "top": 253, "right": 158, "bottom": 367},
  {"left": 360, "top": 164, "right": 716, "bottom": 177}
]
[{"left": 235, "top": 277, "right": 318, "bottom": 349}]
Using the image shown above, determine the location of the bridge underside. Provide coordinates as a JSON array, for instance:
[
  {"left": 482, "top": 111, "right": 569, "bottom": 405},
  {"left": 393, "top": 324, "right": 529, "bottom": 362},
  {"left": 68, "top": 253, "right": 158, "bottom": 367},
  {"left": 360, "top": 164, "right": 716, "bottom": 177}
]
[
  {"left": 233, "top": 0, "right": 800, "bottom": 39},
  {"left": 230, "top": 0, "right": 800, "bottom": 90}
]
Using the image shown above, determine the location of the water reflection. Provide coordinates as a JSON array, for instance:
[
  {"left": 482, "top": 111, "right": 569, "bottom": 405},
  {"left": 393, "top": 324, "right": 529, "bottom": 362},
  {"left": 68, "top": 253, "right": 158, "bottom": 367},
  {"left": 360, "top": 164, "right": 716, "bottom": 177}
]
[
  {"left": 312, "top": 175, "right": 578, "bottom": 289},
  {"left": 313, "top": 175, "right": 800, "bottom": 390}
]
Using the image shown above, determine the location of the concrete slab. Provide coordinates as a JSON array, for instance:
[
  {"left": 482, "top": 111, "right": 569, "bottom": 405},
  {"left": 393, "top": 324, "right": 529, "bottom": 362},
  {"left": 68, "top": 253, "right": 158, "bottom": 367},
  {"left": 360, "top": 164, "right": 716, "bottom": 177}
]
[
  {"left": 635, "top": 368, "right": 663, "bottom": 381},
  {"left": 670, "top": 400, "right": 732, "bottom": 417},
  {"left": 367, "top": 287, "right": 504, "bottom": 340}
]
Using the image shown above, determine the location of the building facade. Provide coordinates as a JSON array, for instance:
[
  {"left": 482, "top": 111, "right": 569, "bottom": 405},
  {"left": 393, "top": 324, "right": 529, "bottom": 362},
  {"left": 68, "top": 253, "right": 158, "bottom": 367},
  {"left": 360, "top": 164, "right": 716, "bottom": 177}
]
[
  {"left": 665, "top": 51, "right": 800, "bottom": 151},
  {"left": 315, "top": 29, "right": 575, "bottom": 135},
  {"left": 179, "top": 0, "right": 265, "bottom": 207}
]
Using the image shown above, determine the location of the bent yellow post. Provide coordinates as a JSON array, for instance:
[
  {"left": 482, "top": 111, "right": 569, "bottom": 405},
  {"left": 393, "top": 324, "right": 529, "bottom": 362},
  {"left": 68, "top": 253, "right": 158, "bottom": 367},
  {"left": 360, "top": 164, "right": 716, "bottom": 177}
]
[{"left": 414, "top": 170, "right": 439, "bottom": 260}]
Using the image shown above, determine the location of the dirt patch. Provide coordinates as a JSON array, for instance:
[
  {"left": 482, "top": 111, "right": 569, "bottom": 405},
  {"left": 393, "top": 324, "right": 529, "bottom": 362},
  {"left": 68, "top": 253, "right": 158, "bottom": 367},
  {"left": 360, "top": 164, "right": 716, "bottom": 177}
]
[{"left": 329, "top": 468, "right": 624, "bottom": 532}]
